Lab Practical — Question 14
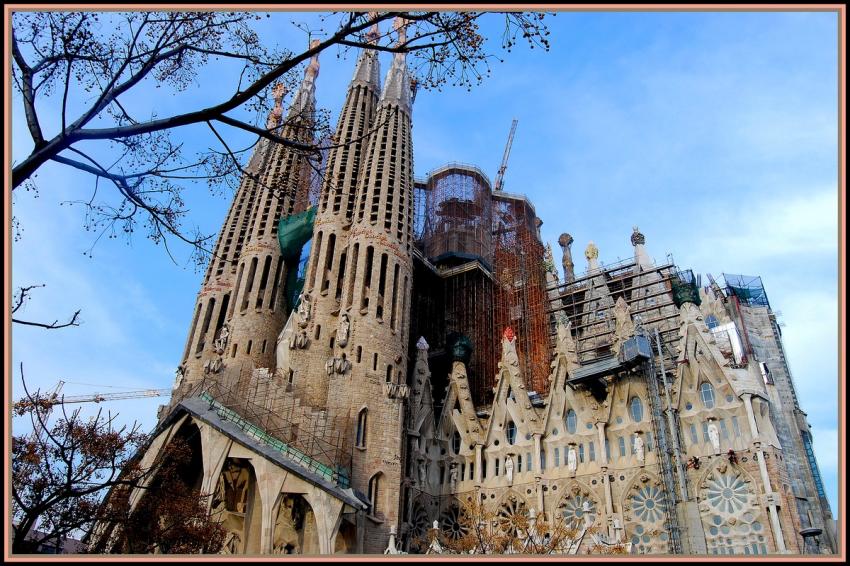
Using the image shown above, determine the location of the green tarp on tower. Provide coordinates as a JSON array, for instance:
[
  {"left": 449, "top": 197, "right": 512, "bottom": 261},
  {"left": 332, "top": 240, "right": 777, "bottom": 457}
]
[{"left": 277, "top": 206, "right": 316, "bottom": 313}]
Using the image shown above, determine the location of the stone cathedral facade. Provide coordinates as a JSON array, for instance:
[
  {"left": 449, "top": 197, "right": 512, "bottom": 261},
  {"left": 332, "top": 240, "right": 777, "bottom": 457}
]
[{"left": 104, "top": 19, "right": 836, "bottom": 556}]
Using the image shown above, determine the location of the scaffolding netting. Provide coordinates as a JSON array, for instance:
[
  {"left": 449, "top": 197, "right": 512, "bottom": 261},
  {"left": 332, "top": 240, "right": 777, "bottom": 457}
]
[{"left": 722, "top": 273, "right": 770, "bottom": 308}]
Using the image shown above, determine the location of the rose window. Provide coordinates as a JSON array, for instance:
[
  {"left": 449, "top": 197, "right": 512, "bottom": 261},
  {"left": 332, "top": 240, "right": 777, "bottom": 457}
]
[
  {"left": 561, "top": 495, "right": 596, "bottom": 528},
  {"left": 630, "top": 485, "right": 666, "bottom": 523},
  {"left": 440, "top": 504, "right": 469, "bottom": 541},
  {"left": 704, "top": 471, "right": 749, "bottom": 514}
]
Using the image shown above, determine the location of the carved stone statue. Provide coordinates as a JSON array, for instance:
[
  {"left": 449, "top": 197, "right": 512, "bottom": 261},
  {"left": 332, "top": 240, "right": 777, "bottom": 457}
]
[
  {"left": 567, "top": 446, "right": 578, "bottom": 474},
  {"left": 612, "top": 297, "right": 636, "bottom": 355},
  {"left": 296, "top": 293, "right": 311, "bottom": 328},
  {"left": 504, "top": 456, "right": 514, "bottom": 484},
  {"left": 501, "top": 327, "right": 520, "bottom": 369},
  {"left": 555, "top": 315, "right": 579, "bottom": 367},
  {"left": 214, "top": 323, "right": 230, "bottom": 354},
  {"left": 173, "top": 364, "right": 186, "bottom": 389},
  {"left": 204, "top": 356, "right": 224, "bottom": 374},
  {"left": 418, "top": 460, "right": 427, "bottom": 486},
  {"left": 708, "top": 422, "right": 721, "bottom": 454},
  {"left": 634, "top": 435, "right": 645, "bottom": 465},
  {"left": 449, "top": 464, "right": 458, "bottom": 491},
  {"left": 336, "top": 312, "right": 350, "bottom": 348},
  {"left": 558, "top": 233, "right": 575, "bottom": 283}
]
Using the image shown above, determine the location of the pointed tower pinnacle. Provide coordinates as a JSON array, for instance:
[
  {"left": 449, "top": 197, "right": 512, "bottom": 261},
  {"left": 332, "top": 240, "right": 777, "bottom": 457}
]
[
  {"left": 288, "top": 39, "right": 321, "bottom": 118},
  {"left": 380, "top": 16, "right": 412, "bottom": 114},
  {"left": 266, "top": 83, "right": 287, "bottom": 129},
  {"left": 585, "top": 241, "right": 600, "bottom": 273},
  {"left": 351, "top": 13, "right": 382, "bottom": 89},
  {"left": 631, "top": 226, "right": 654, "bottom": 270}
]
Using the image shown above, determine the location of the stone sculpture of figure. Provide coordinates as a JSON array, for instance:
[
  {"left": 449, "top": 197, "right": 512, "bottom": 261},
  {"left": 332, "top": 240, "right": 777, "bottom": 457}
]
[
  {"left": 708, "top": 422, "right": 721, "bottom": 454},
  {"left": 214, "top": 323, "right": 230, "bottom": 354},
  {"left": 418, "top": 460, "right": 427, "bottom": 486},
  {"left": 449, "top": 464, "right": 458, "bottom": 491},
  {"left": 296, "top": 293, "right": 311, "bottom": 328},
  {"left": 634, "top": 435, "right": 645, "bottom": 465},
  {"left": 631, "top": 226, "right": 645, "bottom": 246},
  {"left": 173, "top": 364, "right": 186, "bottom": 389},
  {"left": 558, "top": 233, "right": 576, "bottom": 283},
  {"left": 567, "top": 446, "right": 578, "bottom": 474},
  {"left": 505, "top": 456, "right": 514, "bottom": 484},
  {"left": 337, "top": 312, "right": 350, "bottom": 348}
]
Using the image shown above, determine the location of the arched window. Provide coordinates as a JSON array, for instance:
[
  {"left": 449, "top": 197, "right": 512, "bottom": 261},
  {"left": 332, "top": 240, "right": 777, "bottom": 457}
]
[
  {"left": 452, "top": 430, "right": 461, "bottom": 454},
  {"left": 506, "top": 421, "right": 517, "bottom": 445},
  {"left": 630, "top": 397, "right": 644, "bottom": 422},
  {"left": 565, "top": 409, "right": 577, "bottom": 434},
  {"left": 356, "top": 408, "right": 368, "bottom": 448},
  {"left": 705, "top": 314, "right": 719, "bottom": 330},
  {"left": 368, "top": 473, "right": 382, "bottom": 517},
  {"left": 699, "top": 381, "right": 716, "bottom": 409}
]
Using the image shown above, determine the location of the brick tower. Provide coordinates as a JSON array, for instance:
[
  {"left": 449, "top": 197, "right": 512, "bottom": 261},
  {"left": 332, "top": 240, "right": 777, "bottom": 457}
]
[
  {"left": 176, "top": 45, "right": 319, "bottom": 388},
  {"left": 284, "top": 23, "right": 382, "bottom": 408}
]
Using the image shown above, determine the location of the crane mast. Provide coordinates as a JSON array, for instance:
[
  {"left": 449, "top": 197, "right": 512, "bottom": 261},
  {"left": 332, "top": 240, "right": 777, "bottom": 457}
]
[{"left": 494, "top": 118, "right": 518, "bottom": 192}]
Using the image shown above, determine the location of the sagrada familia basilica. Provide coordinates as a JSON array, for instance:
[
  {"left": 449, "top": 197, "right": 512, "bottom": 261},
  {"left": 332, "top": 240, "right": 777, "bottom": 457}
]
[{"left": 95, "top": 17, "right": 836, "bottom": 555}]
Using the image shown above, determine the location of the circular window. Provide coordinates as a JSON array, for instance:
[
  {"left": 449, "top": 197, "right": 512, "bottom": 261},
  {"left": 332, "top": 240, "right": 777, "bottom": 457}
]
[
  {"left": 552, "top": 428, "right": 559, "bottom": 436},
  {"left": 685, "top": 402, "right": 693, "bottom": 410}
]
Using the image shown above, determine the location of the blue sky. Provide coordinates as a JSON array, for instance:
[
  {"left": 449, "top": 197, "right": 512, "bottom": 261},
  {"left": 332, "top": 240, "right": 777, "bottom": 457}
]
[{"left": 11, "top": 10, "right": 840, "bottom": 516}]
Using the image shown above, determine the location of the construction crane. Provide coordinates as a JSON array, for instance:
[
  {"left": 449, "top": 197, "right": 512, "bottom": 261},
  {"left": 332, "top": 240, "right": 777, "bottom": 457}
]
[
  {"left": 493, "top": 118, "right": 518, "bottom": 192},
  {"left": 14, "top": 382, "right": 171, "bottom": 409}
]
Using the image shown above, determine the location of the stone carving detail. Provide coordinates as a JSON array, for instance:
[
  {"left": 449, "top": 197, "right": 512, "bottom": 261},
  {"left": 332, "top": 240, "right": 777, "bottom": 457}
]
[
  {"left": 418, "top": 460, "right": 427, "bottom": 486},
  {"left": 417, "top": 336, "right": 429, "bottom": 351},
  {"left": 449, "top": 464, "right": 459, "bottom": 491},
  {"left": 252, "top": 367, "right": 271, "bottom": 381},
  {"left": 336, "top": 312, "right": 350, "bottom": 347},
  {"left": 173, "top": 364, "right": 186, "bottom": 389},
  {"left": 505, "top": 456, "right": 514, "bottom": 484},
  {"left": 385, "top": 382, "right": 410, "bottom": 400},
  {"left": 567, "top": 446, "right": 578, "bottom": 474},
  {"left": 585, "top": 241, "right": 599, "bottom": 261},
  {"left": 631, "top": 226, "right": 646, "bottom": 246},
  {"left": 612, "top": 297, "right": 636, "bottom": 355},
  {"left": 296, "top": 293, "right": 312, "bottom": 328},
  {"left": 708, "top": 421, "right": 721, "bottom": 454},
  {"left": 558, "top": 233, "right": 575, "bottom": 283},
  {"left": 634, "top": 435, "right": 645, "bottom": 465},
  {"left": 555, "top": 315, "right": 579, "bottom": 367},
  {"left": 501, "top": 327, "right": 520, "bottom": 369},
  {"left": 204, "top": 356, "right": 224, "bottom": 374},
  {"left": 325, "top": 355, "right": 351, "bottom": 376},
  {"left": 214, "top": 323, "right": 230, "bottom": 354}
]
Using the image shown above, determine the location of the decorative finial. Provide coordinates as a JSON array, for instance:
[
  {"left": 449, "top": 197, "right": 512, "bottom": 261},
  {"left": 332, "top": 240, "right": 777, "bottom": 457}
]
[
  {"left": 267, "top": 83, "right": 286, "bottom": 128},
  {"left": 417, "top": 336, "right": 430, "bottom": 351},
  {"left": 558, "top": 233, "right": 573, "bottom": 247},
  {"left": 366, "top": 11, "right": 381, "bottom": 44},
  {"left": 631, "top": 226, "right": 645, "bottom": 246},
  {"left": 393, "top": 16, "right": 408, "bottom": 45},
  {"left": 305, "top": 39, "right": 321, "bottom": 78},
  {"left": 503, "top": 327, "right": 516, "bottom": 342},
  {"left": 585, "top": 241, "right": 599, "bottom": 261}
]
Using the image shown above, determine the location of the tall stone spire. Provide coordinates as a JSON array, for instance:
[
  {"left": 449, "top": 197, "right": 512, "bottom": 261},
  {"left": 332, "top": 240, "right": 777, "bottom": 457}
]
[
  {"left": 379, "top": 17, "right": 412, "bottom": 114},
  {"left": 283, "top": 21, "right": 384, "bottom": 406},
  {"left": 558, "top": 232, "right": 576, "bottom": 283},
  {"left": 326, "top": 14, "right": 415, "bottom": 552},
  {"left": 288, "top": 39, "right": 321, "bottom": 119},
  {"left": 173, "top": 76, "right": 317, "bottom": 394}
]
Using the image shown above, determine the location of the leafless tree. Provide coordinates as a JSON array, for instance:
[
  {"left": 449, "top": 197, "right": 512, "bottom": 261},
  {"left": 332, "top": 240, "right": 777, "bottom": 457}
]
[
  {"left": 11, "top": 10, "right": 551, "bottom": 268},
  {"left": 13, "top": 284, "right": 81, "bottom": 330},
  {"left": 11, "top": 368, "right": 224, "bottom": 554}
]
